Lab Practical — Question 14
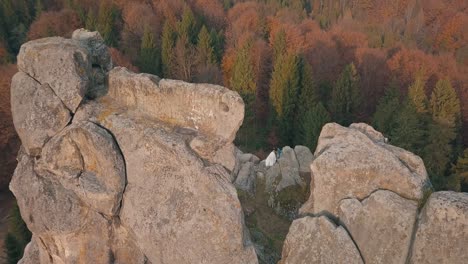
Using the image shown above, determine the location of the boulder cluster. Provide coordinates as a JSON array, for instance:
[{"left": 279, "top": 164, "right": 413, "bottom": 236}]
[{"left": 10, "top": 31, "right": 468, "bottom": 264}]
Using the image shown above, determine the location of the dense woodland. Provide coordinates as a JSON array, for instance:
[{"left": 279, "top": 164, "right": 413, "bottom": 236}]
[{"left": 1, "top": 0, "right": 468, "bottom": 194}]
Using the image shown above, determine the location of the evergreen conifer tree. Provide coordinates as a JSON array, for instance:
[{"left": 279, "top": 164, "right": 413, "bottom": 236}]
[
  {"left": 229, "top": 42, "right": 256, "bottom": 95},
  {"left": 430, "top": 78, "right": 461, "bottom": 127},
  {"left": 372, "top": 83, "right": 401, "bottom": 134},
  {"left": 196, "top": 25, "right": 215, "bottom": 66},
  {"left": 209, "top": 28, "right": 224, "bottom": 64},
  {"left": 138, "top": 26, "right": 161, "bottom": 75},
  {"left": 177, "top": 7, "right": 197, "bottom": 44},
  {"left": 299, "top": 102, "right": 331, "bottom": 151},
  {"left": 408, "top": 69, "right": 428, "bottom": 114},
  {"left": 329, "top": 63, "right": 361, "bottom": 125},
  {"left": 97, "top": 1, "right": 120, "bottom": 47},
  {"left": 161, "top": 21, "right": 176, "bottom": 78},
  {"left": 85, "top": 9, "right": 97, "bottom": 31},
  {"left": 389, "top": 100, "right": 425, "bottom": 154}
]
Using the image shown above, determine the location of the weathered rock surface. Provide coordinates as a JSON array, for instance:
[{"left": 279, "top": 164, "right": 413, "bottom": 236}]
[
  {"left": 18, "top": 238, "right": 39, "bottom": 264},
  {"left": 35, "top": 121, "right": 126, "bottom": 216},
  {"left": 409, "top": 191, "right": 468, "bottom": 264},
  {"left": 17, "top": 37, "right": 91, "bottom": 112},
  {"left": 72, "top": 29, "right": 112, "bottom": 71},
  {"left": 107, "top": 67, "right": 244, "bottom": 158},
  {"left": 279, "top": 216, "right": 363, "bottom": 264},
  {"left": 263, "top": 146, "right": 311, "bottom": 219},
  {"left": 11, "top": 32, "right": 257, "bottom": 264},
  {"left": 10, "top": 32, "right": 468, "bottom": 264},
  {"left": 300, "top": 123, "right": 431, "bottom": 216},
  {"left": 10, "top": 72, "right": 71, "bottom": 156},
  {"left": 338, "top": 190, "right": 418, "bottom": 264},
  {"left": 294, "top": 145, "right": 313, "bottom": 175}
]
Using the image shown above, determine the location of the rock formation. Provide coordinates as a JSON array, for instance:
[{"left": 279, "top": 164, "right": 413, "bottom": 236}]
[
  {"left": 9, "top": 31, "right": 468, "bottom": 264},
  {"left": 11, "top": 30, "right": 257, "bottom": 264},
  {"left": 279, "top": 123, "right": 468, "bottom": 264}
]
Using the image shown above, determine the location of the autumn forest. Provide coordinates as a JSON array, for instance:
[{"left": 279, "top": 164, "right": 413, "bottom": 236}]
[{"left": 1, "top": 0, "right": 468, "bottom": 195}]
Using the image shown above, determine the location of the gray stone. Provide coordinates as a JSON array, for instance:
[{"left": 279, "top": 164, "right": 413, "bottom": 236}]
[
  {"left": 108, "top": 67, "right": 244, "bottom": 158},
  {"left": 18, "top": 238, "right": 40, "bottom": 264},
  {"left": 301, "top": 123, "right": 431, "bottom": 216},
  {"left": 279, "top": 216, "right": 363, "bottom": 264},
  {"left": 294, "top": 145, "right": 313, "bottom": 175},
  {"left": 410, "top": 191, "right": 468, "bottom": 264},
  {"left": 261, "top": 146, "right": 310, "bottom": 218},
  {"left": 17, "top": 37, "right": 92, "bottom": 112},
  {"left": 86, "top": 108, "right": 258, "bottom": 264},
  {"left": 338, "top": 190, "right": 418, "bottom": 264},
  {"left": 72, "top": 28, "right": 112, "bottom": 71},
  {"left": 36, "top": 121, "right": 126, "bottom": 216},
  {"left": 235, "top": 161, "right": 256, "bottom": 194},
  {"left": 10, "top": 72, "right": 71, "bottom": 156}
]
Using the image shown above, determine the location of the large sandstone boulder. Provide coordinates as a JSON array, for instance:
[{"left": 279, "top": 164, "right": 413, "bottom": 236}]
[
  {"left": 10, "top": 72, "right": 71, "bottom": 156},
  {"left": 78, "top": 110, "right": 258, "bottom": 263},
  {"left": 11, "top": 32, "right": 257, "bottom": 264},
  {"left": 35, "top": 121, "right": 126, "bottom": 216},
  {"left": 338, "top": 190, "right": 418, "bottom": 264},
  {"left": 107, "top": 67, "right": 244, "bottom": 159},
  {"left": 409, "top": 191, "right": 468, "bottom": 264},
  {"left": 300, "top": 123, "right": 432, "bottom": 216},
  {"left": 17, "top": 37, "right": 91, "bottom": 112},
  {"left": 279, "top": 216, "right": 363, "bottom": 264}
]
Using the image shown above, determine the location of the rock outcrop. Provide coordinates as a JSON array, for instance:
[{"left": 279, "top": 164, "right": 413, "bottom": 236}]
[
  {"left": 279, "top": 216, "right": 363, "bottom": 264},
  {"left": 11, "top": 30, "right": 257, "bottom": 264},
  {"left": 232, "top": 146, "right": 313, "bottom": 219},
  {"left": 279, "top": 123, "right": 468, "bottom": 264},
  {"left": 9, "top": 31, "right": 468, "bottom": 264},
  {"left": 300, "top": 123, "right": 431, "bottom": 216},
  {"left": 409, "top": 191, "right": 468, "bottom": 264}
]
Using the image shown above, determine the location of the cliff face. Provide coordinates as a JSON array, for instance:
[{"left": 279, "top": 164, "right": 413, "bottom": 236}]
[
  {"left": 10, "top": 31, "right": 468, "bottom": 264},
  {"left": 10, "top": 29, "right": 256, "bottom": 264}
]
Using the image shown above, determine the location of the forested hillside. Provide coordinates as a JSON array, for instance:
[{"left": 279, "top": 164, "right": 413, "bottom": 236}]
[{"left": 1, "top": 0, "right": 467, "bottom": 191}]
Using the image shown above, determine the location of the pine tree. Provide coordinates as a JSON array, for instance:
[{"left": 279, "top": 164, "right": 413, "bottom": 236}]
[
  {"left": 85, "top": 9, "right": 97, "bottom": 31},
  {"left": 298, "top": 60, "right": 318, "bottom": 112},
  {"left": 196, "top": 25, "right": 215, "bottom": 66},
  {"left": 372, "top": 84, "right": 401, "bottom": 135},
  {"left": 161, "top": 21, "right": 176, "bottom": 78},
  {"left": 230, "top": 42, "right": 256, "bottom": 95},
  {"left": 299, "top": 103, "right": 331, "bottom": 151},
  {"left": 97, "top": 1, "right": 121, "bottom": 47},
  {"left": 329, "top": 63, "right": 361, "bottom": 125},
  {"left": 421, "top": 78, "right": 462, "bottom": 190},
  {"left": 389, "top": 100, "right": 425, "bottom": 154},
  {"left": 209, "top": 28, "right": 224, "bottom": 64},
  {"left": 423, "top": 121, "right": 455, "bottom": 190},
  {"left": 138, "top": 26, "right": 161, "bottom": 75},
  {"left": 269, "top": 52, "right": 301, "bottom": 145},
  {"left": 272, "top": 29, "right": 287, "bottom": 62},
  {"left": 430, "top": 78, "right": 461, "bottom": 127},
  {"left": 408, "top": 69, "right": 428, "bottom": 113},
  {"left": 177, "top": 7, "right": 197, "bottom": 44}
]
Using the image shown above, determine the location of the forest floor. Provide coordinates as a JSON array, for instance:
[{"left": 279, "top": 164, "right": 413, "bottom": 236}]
[{"left": 0, "top": 189, "right": 15, "bottom": 263}]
